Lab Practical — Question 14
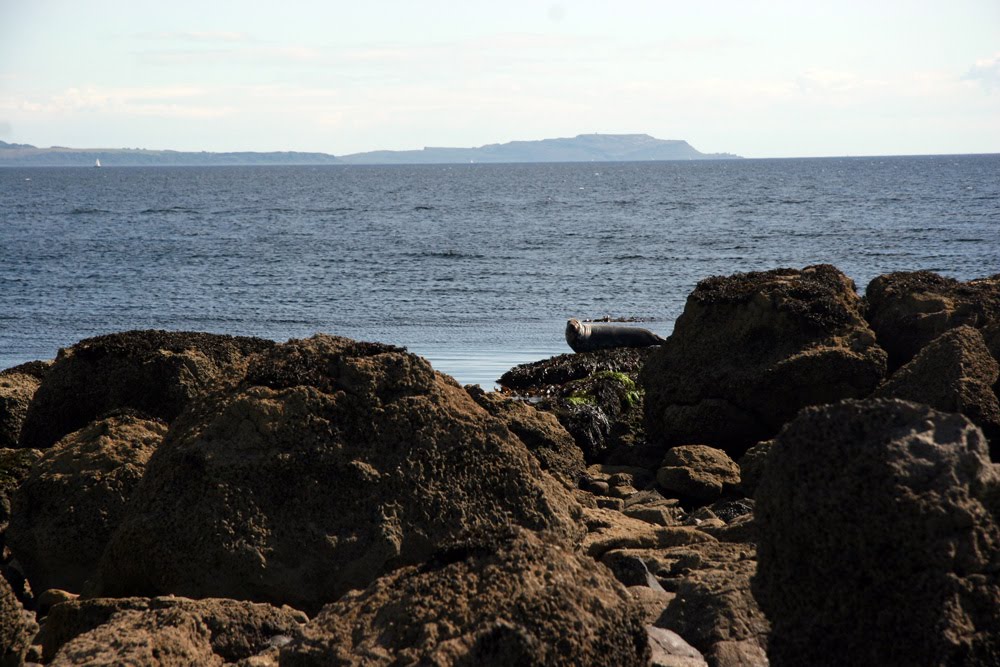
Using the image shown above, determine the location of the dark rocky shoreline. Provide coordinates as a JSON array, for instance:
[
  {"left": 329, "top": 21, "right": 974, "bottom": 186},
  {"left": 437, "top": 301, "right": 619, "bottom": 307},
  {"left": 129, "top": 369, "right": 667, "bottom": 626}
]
[{"left": 1, "top": 265, "right": 999, "bottom": 666}]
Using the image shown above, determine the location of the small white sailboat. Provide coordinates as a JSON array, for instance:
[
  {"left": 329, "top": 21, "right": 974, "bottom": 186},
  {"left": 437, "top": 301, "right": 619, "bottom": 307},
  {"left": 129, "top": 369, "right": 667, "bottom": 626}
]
[{"left": 94, "top": 158, "right": 101, "bottom": 168}]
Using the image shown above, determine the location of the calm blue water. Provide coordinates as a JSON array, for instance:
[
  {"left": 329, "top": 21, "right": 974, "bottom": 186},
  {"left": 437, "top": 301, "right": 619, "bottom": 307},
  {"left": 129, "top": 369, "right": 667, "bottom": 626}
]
[{"left": 2, "top": 156, "right": 998, "bottom": 386}]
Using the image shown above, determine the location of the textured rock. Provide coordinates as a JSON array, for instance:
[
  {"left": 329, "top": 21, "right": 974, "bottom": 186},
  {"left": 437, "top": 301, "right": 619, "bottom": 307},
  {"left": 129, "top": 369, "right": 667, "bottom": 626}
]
[
  {"left": 581, "top": 507, "right": 715, "bottom": 559},
  {"left": 279, "top": 528, "right": 651, "bottom": 666},
  {"left": 465, "top": 385, "right": 585, "bottom": 487},
  {"left": 735, "top": 441, "right": 774, "bottom": 498},
  {"left": 94, "top": 335, "right": 582, "bottom": 613},
  {"left": 652, "top": 540, "right": 768, "bottom": 667},
  {"left": 874, "top": 325, "right": 1000, "bottom": 454},
  {"left": 0, "top": 372, "right": 40, "bottom": 449},
  {"left": 647, "top": 626, "right": 709, "bottom": 667},
  {"left": 0, "top": 448, "right": 41, "bottom": 535},
  {"left": 38, "top": 596, "right": 307, "bottom": 663},
  {"left": 49, "top": 607, "right": 223, "bottom": 667},
  {"left": 18, "top": 330, "right": 275, "bottom": 449},
  {"left": 498, "top": 347, "right": 652, "bottom": 394},
  {"left": 656, "top": 446, "right": 740, "bottom": 502},
  {"left": 754, "top": 398, "right": 1000, "bottom": 666},
  {"left": 7, "top": 414, "right": 166, "bottom": 593},
  {"left": 643, "top": 265, "right": 886, "bottom": 455},
  {"left": 1, "top": 571, "right": 37, "bottom": 667},
  {"left": 865, "top": 271, "right": 1000, "bottom": 371}
]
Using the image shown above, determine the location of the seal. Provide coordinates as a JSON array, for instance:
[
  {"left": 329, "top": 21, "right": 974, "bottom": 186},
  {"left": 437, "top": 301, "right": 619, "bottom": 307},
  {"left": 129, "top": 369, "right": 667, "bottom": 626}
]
[{"left": 565, "top": 318, "right": 665, "bottom": 353}]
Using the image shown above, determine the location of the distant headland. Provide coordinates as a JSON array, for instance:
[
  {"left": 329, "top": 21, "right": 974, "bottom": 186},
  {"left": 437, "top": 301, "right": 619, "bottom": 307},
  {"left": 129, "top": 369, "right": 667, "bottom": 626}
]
[{"left": 0, "top": 134, "right": 741, "bottom": 167}]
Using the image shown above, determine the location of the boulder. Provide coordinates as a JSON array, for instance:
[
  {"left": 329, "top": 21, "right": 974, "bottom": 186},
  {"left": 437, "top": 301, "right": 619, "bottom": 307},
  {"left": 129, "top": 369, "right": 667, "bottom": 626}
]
[
  {"left": 38, "top": 596, "right": 307, "bottom": 663},
  {"left": 18, "top": 330, "right": 275, "bottom": 449},
  {"left": 754, "top": 399, "right": 1000, "bottom": 666},
  {"left": 865, "top": 271, "right": 1000, "bottom": 371},
  {"left": 93, "top": 336, "right": 583, "bottom": 613},
  {"left": 0, "top": 448, "right": 41, "bottom": 535},
  {"left": 874, "top": 325, "right": 1000, "bottom": 454},
  {"left": 656, "top": 446, "right": 740, "bottom": 502},
  {"left": 643, "top": 265, "right": 886, "bottom": 456},
  {"left": 465, "top": 385, "right": 585, "bottom": 487},
  {"left": 279, "top": 528, "right": 651, "bottom": 666},
  {"left": 647, "top": 626, "right": 708, "bottom": 667},
  {"left": 0, "top": 372, "right": 40, "bottom": 449},
  {"left": 7, "top": 414, "right": 166, "bottom": 593},
  {"left": 49, "top": 607, "right": 223, "bottom": 667},
  {"left": 1, "top": 571, "right": 37, "bottom": 667}
]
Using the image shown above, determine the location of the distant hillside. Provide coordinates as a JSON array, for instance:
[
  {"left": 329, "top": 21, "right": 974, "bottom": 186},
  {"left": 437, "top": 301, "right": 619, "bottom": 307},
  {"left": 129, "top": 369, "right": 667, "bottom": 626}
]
[
  {"left": 0, "top": 141, "right": 342, "bottom": 166},
  {"left": 339, "top": 134, "right": 741, "bottom": 164},
  {"left": 0, "top": 134, "right": 740, "bottom": 167}
]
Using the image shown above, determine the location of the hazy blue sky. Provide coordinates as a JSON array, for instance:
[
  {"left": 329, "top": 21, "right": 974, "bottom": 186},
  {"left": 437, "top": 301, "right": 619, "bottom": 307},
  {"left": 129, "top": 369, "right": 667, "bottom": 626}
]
[{"left": 1, "top": 0, "right": 998, "bottom": 157}]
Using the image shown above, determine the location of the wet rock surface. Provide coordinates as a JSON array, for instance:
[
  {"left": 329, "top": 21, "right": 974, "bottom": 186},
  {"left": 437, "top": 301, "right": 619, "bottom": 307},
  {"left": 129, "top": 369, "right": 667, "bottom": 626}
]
[
  {"left": 754, "top": 399, "right": 1000, "bottom": 666},
  {"left": 643, "top": 265, "right": 887, "bottom": 456}
]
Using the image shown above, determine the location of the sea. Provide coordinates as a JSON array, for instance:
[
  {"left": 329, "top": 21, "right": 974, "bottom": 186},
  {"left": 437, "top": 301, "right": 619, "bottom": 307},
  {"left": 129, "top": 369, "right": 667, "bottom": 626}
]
[{"left": 1, "top": 155, "right": 998, "bottom": 387}]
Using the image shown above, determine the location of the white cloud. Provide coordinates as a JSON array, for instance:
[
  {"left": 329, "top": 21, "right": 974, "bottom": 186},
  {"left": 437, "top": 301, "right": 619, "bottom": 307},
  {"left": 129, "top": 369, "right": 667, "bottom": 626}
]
[
  {"left": 965, "top": 53, "right": 1000, "bottom": 90},
  {"left": 1, "top": 85, "right": 230, "bottom": 119}
]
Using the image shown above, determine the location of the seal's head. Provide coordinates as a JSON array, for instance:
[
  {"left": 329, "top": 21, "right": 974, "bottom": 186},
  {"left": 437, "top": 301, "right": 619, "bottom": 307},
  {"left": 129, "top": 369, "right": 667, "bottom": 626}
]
[{"left": 565, "top": 318, "right": 588, "bottom": 352}]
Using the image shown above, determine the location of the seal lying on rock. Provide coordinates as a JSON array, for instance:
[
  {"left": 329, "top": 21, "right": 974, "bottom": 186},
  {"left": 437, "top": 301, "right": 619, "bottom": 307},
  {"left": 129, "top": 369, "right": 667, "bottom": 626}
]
[{"left": 566, "top": 319, "right": 665, "bottom": 353}]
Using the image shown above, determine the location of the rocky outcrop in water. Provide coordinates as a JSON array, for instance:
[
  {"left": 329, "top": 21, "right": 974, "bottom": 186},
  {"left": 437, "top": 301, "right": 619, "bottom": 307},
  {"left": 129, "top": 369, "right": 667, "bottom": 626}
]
[
  {"left": 642, "top": 265, "right": 887, "bottom": 456},
  {"left": 1, "top": 264, "right": 999, "bottom": 666}
]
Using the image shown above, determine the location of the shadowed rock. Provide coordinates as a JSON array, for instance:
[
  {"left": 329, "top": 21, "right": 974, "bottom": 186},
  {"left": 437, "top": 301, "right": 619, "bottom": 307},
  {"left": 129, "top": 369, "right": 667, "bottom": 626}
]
[
  {"left": 7, "top": 414, "right": 166, "bottom": 593},
  {"left": 38, "top": 596, "right": 307, "bottom": 663},
  {"left": 754, "top": 399, "right": 1000, "bottom": 666},
  {"left": 874, "top": 325, "right": 1000, "bottom": 456},
  {"left": 865, "top": 271, "right": 1000, "bottom": 371},
  {"left": 1, "top": 571, "right": 37, "bottom": 667},
  {"left": 0, "top": 372, "right": 40, "bottom": 449},
  {"left": 18, "top": 330, "right": 276, "bottom": 450},
  {"left": 0, "top": 448, "right": 41, "bottom": 536},
  {"left": 279, "top": 528, "right": 651, "bottom": 666},
  {"left": 93, "top": 335, "right": 583, "bottom": 613},
  {"left": 643, "top": 265, "right": 886, "bottom": 456}
]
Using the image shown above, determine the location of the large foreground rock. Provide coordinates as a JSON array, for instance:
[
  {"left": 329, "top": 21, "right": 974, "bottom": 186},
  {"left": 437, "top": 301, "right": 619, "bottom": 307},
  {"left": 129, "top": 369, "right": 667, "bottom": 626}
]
[
  {"left": 866, "top": 271, "right": 1000, "bottom": 371},
  {"left": 643, "top": 265, "right": 886, "bottom": 455},
  {"left": 7, "top": 414, "right": 167, "bottom": 593},
  {"left": 280, "top": 528, "right": 650, "bottom": 666},
  {"left": 754, "top": 399, "right": 1000, "bottom": 666},
  {"left": 39, "top": 596, "right": 307, "bottom": 663},
  {"left": 18, "top": 330, "right": 275, "bottom": 449},
  {"left": 93, "top": 336, "right": 582, "bottom": 613}
]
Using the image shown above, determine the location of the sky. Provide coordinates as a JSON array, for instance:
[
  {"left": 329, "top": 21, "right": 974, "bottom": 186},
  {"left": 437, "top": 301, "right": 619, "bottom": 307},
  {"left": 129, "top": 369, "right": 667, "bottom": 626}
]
[{"left": 1, "top": 0, "right": 998, "bottom": 158}]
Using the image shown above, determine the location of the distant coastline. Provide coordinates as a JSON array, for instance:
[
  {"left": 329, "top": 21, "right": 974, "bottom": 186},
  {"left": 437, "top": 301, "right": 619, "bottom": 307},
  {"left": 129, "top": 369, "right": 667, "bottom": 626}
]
[{"left": 0, "top": 133, "right": 741, "bottom": 167}]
